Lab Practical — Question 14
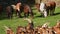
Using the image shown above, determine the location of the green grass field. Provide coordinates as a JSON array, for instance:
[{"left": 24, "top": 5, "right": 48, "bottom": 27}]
[{"left": 0, "top": 7, "right": 60, "bottom": 34}]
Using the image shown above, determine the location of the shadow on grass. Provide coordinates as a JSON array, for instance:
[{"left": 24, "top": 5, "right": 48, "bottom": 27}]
[
  {"left": 34, "top": 12, "right": 60, "bottom": 18},
  {"left": 34, "top": 15, "right": 44, "bottom": 18},
  {"left": 53, "top": 12, "right": 60, "bottom": 16}
]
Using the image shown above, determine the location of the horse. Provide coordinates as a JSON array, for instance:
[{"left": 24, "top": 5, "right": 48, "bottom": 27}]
[
  {"left": 23, "top": 4, "right": 34, "bottom": 18},
  {"left": 15, "top": 2, "right": 22, "bottom": 18},
  {"left": 35, "top": 2, "right": 48, "bottom": 17},
  {"left": 40, "top": 2, "right": 48, "bottom": 17},
  {"left": 11, "top": 2, "right": 22, "bottom": 18},
  {"left": 45, "top": 1, "right": 56, "bottom": 16},
  {"left": 11, "top": 2, "right": 34, "bottom": 18},
  {"left": 35, "top": 1, "right": 56, "bottom": 17},
  {"left": 6, "top": 5, "right": 13, "bottom": 19}
]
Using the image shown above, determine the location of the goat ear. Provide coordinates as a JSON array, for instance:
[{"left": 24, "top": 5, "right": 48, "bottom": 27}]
[
  {"left": 4, "top": 26, "right": 10, "bottom": 30},
  {"left": 56, "top": 20, "right": 60, "bottom": 25},
  {"left": 42, "top": 22, "right": 50, "bottom": 28}
]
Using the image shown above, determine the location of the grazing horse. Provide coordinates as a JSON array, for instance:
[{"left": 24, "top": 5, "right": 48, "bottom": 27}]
[
  {"left": 23, "top": 4, "right": 34, "bottom": 18},
  {"left": 35, "top": 2, "right": 48, "bottom": 17},
  {"left": 40, "top": 2, "right": 48, "bottom": 17},
  {"left": 35, "top": 1, "right": 56, "bottom": 17}
]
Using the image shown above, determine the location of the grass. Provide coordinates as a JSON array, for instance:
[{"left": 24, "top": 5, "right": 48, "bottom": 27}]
[{"left": 0, "top": 7, "right": 60, "bottom": 34}]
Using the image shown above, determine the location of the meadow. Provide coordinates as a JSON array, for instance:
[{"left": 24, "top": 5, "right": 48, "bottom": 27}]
[{"left": 0, "top": 7, "right": 60, "bottom": 34}]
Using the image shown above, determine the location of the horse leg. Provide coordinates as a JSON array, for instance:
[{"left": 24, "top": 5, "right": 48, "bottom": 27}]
[
  {"left": 16, "top": 10, "right": 18, "bottom": 16},
  {"left": 16, "top": 10, "right": 19, "bottom": 17},
  {"left": 7, "top": 12, "right": 12, "bottom": 19},
  {"left": 30, "top": 11, "right": 34, "bottom": 18},
  {"left": 50, "top": 7, "right": 55, "bottom": 16},
  {"left": 51, "top": 8, "right": 55, "bottom": 15},
  {"left": 24, "top": 13, "right": 27, "bottom": 18},
  {"left": 40, "top": 11, "right": 44, "bottom": 17},
  {"left": 10, "top": 13, "right": 12, "bottom": 18},
  {"left": 10, "top": 7, "right": 13, "bottom": 19},
  {"left": 18, "top": 11, "right": 21, "bottom": 18},
  {"left": 7, "top": 12, "right": 10, "bottom": 18},
  {"left": 50, "top": 9, "right": 53, "bottom": 16},
  {"left": 51, "top": 2, "right": 56, "bottom": 15},
  {"left": 43, "top": 10, "right": 47, "bottom": 17},
  {"left": 16, "top": 10, "right": 21, "bottom": 18},
  {"left": 10, "top": 11, "right": 13, "bottom": 19},
  {"left": 27, "top": 12, "right": 29, "bottom": 16},
  {"left": 47, "top": 9, "right": 49, "bottom": 16}
]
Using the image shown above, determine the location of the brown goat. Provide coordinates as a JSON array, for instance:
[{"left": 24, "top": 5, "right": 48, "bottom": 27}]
[
  {"left": 4, "top": 26, "right": 14, "bottom": 34},
  {"left": 53, "top": 20, "right": 60, "bottom": 34}
]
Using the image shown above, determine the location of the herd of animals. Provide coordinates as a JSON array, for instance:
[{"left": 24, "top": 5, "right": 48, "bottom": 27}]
[
  {"left": 0, "top": 0, "right": 56, "bottom": 19},
  {"left": 0, "top": 0, "right": 60, "bottom": 34},
  {"left": 4, "top": 18, "right": 60, "bottom": 34}
]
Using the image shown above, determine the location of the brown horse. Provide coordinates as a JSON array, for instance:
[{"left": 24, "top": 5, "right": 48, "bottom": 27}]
[
  {"left": 23, "top": 4, "right": 34, "bottom": 18},
  {"left": 45, "top": 1, "right": 56, "bottom": 16},
  {"left": 35, "top": 1, "right": 56, "bottom": 17},
  {"left": 6, "top": 6, "right": 13, "bottom": 19},
  {"left": 11, "top": 3, "right": 34, "bottom": 18}
]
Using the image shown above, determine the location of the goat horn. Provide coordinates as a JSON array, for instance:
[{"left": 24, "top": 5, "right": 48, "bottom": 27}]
[{"left": 24, "top": 18, "right": 32, "bottom": 23}]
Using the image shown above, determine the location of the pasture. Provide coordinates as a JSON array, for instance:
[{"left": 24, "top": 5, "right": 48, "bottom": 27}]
[{"left": 0, "top": 7, "right": 60, "bottom": 34}]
